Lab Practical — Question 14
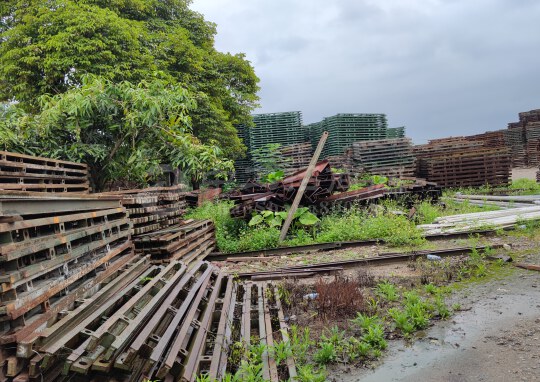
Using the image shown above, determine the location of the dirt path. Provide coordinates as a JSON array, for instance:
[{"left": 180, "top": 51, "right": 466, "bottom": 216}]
[{"left": 338, "top": 267, "right": 540, "bottom": 382}]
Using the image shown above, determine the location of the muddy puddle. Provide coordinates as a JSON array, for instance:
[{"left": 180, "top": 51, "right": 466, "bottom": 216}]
[{"left": 335, "top": 269, "right": 540, "bottom": 382}]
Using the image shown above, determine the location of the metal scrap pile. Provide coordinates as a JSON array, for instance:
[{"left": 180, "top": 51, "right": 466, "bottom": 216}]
[
  {"left": 228, "top": 160, "right": 442, "bottom": 218},
  {"left": 2, "top": 247, "right": 291, "bottom": 382},
  {"left": 229, "top": 159, "right": 350, "bottom": 218}
]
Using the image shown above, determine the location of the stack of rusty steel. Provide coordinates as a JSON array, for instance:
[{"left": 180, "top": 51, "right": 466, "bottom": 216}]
[
  {"left": 505, "top": 109, "right": 540, "bottom": 166},
  {"left": 3, "top": 256, "right": 293, "bottom": 382},
  {"left": 0, "top": 193, "right": 135, "bottom": 379},
  {"left": 0, "top": 150, "right": 90, "bottom": 193},
  {"left": 413, "top": 139, "right": 511, "bottom": 188},
  {"left": 229, "top": 160, "right": 350, "bottom": 218},
  {"left": 99, "top": 185, "right": 188, "bottom": 235},
  {"left": 349, "top": 138, "right": 416, "bottom": 178},
  {"left": 279, "top": 142, "right": 313, "bottom": 174},
  {"left": 133, "top": 219, "right": 215, "bottom": 264},
  {"left": 97, "top": 185, "right": 216, "bottom": 264}
]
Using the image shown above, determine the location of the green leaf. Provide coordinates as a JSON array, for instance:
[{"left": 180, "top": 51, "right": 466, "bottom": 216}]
[
  {"left": 298, "top": 212, "right": 320, "bottom": 226},
  {"left": 248, "top": 214, "right": 264, "bottom": 226}
]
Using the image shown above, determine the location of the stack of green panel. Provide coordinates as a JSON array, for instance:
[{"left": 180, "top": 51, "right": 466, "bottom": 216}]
[
  {"left": 308, "top": 113, "right": 389, "bottom": 157},
  {"left": 234, "top": 125, "right": 255, "bottom": 183},
  {"left": 248, "top": 111, "right": 305, "bottom": 149},
  {"left": 386, "top": 126, "right": 405, "bottom": 139}
]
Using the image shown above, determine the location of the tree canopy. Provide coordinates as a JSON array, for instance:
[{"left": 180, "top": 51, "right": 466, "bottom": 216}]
[
  {"left": 0, "top": 0, "right": 259, "bottom": 158},
  {"left": 0, "top": 76, "right": 234, "bottom": 191}
]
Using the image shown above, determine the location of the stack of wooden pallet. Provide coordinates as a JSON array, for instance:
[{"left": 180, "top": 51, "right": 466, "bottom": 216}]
[
  {"left": 308, "top": 113, "right": 389, "bottom": 157},
  {"left": 99, "top": 185, "right": 187, "bottom": 235},
  {"left": 350, "top": 138, "right": 416, "bottom": 177},
  {"left": 0, "top": 151, "right": 90, "bottom": 193}
]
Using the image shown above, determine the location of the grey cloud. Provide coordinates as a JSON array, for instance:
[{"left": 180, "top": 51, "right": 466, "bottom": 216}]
[{"left": 193, "top": 0, "right": 540, "bottom": 143}]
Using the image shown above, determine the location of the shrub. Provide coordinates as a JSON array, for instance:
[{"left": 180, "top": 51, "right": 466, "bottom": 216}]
[{"left": 315, "top": 277, "right": 364, "bottom": 318}]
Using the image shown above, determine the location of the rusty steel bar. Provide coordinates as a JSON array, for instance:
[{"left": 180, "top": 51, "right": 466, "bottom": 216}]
[{"left": 154, "top": 270, "right": 218, "bottom": 380}]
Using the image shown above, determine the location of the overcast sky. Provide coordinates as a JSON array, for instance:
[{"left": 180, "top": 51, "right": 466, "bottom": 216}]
[{"left": 192, "top": 0, "right": 540, "bottom": 143}]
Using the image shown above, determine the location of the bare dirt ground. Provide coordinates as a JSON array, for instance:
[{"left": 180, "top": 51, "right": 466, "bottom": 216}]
[
  {"left": 512, "top": 167, "right": 537, "bottom": 181},
  {"left": 337, "top": 240, "right": 540, "bottom": 382}
]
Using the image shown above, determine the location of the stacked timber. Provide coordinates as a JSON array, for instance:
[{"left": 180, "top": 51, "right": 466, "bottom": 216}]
[
  {"left": 99, "top": 185, "right": 187, "bottom": 235},
  {"left": 0, "top": 150, "right": 90, "bottom": 193},
  {"left": 505, "top": 109, "right": 540, "bottom": 166},
  {"left": 350, "top": 138, "right": 416, "bottom": 177}
]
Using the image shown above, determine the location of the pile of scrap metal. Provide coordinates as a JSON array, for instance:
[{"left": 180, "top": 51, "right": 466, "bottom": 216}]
[
  {"left": 228, "top": 160, "right": 442, "bottom": 218},
  {"left": 229, "top": 160, "right": 350, "bottom": 218}
]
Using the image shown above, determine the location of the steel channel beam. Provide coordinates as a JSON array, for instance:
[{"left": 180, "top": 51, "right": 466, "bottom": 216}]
[
  {"left": 0, "top": 198, "right": 121, "bottom": 217},
  {"left": 34, "top": 256, "right": 150, "bottom": 355},
  {"left": 1, "top": 223, "right": 131, "bottom": 288},
  {"left": 116, "top": 262, "right": 211, "bottom": 369},
  {"left": 85, "top": 262, "right": 188, "bottom": 371},
  {"left": 207, "top": 276, "right": 237, "bottom": 379},
  {"left": 261, "top": 282, "right": 279, "bottom": 381},
  {"left": 154, "top": 270, "right": 217, "bottom": 379},
  {"left": 182, "top": 274, "right": 230, "bottom": 382},
  {"left": 3, "top": 240, "right": 132, "bottom": 320},
  {"left": 7, "top": 253, "right": 143, "bottom": 348},
  {"left": 241, "top": 283, "right": 252, "bottom": 347},
  {"left": 0, "top": 216, "right": 129, "bottom": 262},
  {"left": 39, "top": 265, "right": 159, "bottom": 372}
]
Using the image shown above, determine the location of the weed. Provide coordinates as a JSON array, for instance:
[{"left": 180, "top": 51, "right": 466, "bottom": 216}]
[
  {"left": 434, "top": 296, "right": 451, "bottom": 319},
  {"left": 366, "top": 297, "right": 380, "bottom": 315},
  {"left": 276, "top": 283, "right": 291, "bottom": 307},
  {"left": 315, "top": 277, "right": 364, "bottom": 318},
  {"left": 362, "top": 324, "right": 387, "bottom": 350},
  {"left": 350, "top": 313, "right": 381, "bottom": 331},
  {"left": 295, "top": 364, "right": 327, "bottom": 382},
  {"left": 403, "top": 291, "right": 421, "bottom": 305},
  {"left": 289, "top": 325, "right": 312, "bottom": 364},
  {"left": 270, "top": 340, "right": 292, "bottom": 366},
  {"left": 314, "top": 342, "right": 337, "bottom": 364},
  {"left": 387, "top": 308, "right": 415, "bottom": 336},
  {"left": 452, "top": 303, "right": 462, "bottom": 311},
  {"left": 247, "top": 341, "right": 267, "bottom": 364},
  {"left": 424, "top": 283, "right": 439, "bottom": 295},
  {"left": 376, "top": 281, "right": 399, "bottom": 301},
  {"left": 320, "top": 326, "right": 346, "bottom": 347},
  {"left": 405, "top": 301, "right": 431, "bottom": 329},
  {"left": 344, "top": 337, "right": 372, "bottom": 361}
]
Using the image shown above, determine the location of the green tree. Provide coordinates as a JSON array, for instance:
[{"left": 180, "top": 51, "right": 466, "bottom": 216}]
[
  {"left": 0, "top": 0, "right": 259, "bottom": 158},
  {"left": 0, "top": 75, "right": 233, "bottom": 191}
]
